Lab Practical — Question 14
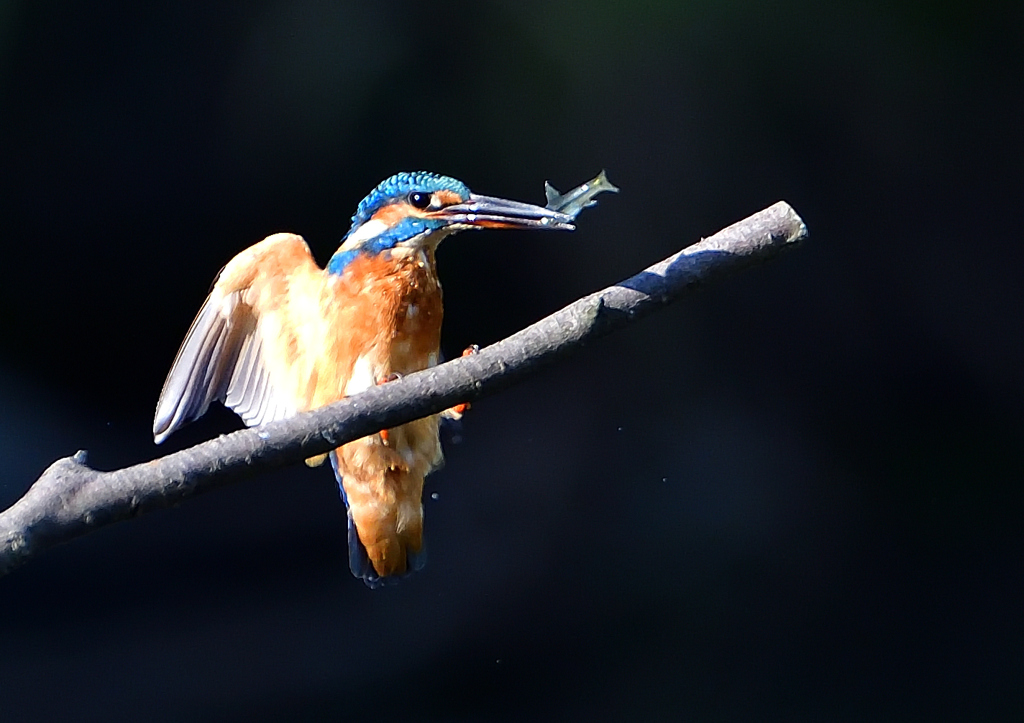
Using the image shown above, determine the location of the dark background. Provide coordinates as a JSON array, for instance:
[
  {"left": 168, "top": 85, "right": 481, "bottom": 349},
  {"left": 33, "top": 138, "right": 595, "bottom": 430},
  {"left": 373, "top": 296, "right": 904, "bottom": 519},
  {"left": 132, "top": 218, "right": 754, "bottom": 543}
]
[{"left": 2, "top": 1, "right": 1022, "bottom": 720}]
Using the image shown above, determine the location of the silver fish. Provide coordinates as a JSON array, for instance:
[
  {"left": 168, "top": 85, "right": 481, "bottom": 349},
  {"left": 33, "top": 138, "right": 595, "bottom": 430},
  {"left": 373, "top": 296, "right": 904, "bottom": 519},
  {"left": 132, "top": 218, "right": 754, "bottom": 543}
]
[{"left": 544, "top": 170, "right": 619, "bottom": 220}]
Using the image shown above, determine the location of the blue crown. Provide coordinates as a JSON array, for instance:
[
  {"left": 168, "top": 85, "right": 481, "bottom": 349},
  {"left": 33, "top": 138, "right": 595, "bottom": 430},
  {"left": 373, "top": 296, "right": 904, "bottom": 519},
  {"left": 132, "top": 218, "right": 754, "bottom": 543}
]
[{"left": 348, "top": 172, "right": 471, "bottom": 231}]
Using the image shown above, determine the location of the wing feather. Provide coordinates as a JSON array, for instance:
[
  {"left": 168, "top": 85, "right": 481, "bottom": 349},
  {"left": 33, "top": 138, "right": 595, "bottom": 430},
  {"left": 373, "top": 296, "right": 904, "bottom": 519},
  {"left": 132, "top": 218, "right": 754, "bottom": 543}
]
[
  {"left": 242, "top": 358, "right": 271, "bottom": 425},
  {"left": 224, "top": 332, "right": 260, "bottom": 411},
  {"left": 153, "top": 233, "right": 318, "bottom": 443}
]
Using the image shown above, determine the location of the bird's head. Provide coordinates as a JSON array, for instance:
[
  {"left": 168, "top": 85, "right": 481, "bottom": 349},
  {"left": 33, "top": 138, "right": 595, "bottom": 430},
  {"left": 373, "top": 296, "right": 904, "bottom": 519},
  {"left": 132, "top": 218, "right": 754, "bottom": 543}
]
[{"left": 327, "top": 171, "right": 574, "bottom": 274}]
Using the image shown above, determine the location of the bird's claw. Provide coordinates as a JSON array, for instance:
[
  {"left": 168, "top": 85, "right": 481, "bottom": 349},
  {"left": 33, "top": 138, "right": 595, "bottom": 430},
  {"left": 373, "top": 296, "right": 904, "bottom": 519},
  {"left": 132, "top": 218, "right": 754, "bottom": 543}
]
[{"left": 305, "top": 453, "right": 328, "bottom": 467}]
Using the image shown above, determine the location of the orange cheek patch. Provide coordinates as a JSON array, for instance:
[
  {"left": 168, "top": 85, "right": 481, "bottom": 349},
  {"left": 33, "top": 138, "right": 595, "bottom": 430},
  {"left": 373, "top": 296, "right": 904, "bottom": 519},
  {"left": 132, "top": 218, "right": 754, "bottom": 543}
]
[
  {"left": 371, "top": 202, "right": 416, "bottom": 225},
  {"left": 434, "top": 190, "right": 464, "bottom": 206}
]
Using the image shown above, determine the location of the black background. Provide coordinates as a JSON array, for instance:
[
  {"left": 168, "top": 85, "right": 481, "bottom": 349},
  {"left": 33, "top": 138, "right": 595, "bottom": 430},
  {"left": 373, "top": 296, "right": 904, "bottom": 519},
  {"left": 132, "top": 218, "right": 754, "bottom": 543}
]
[{"left": 2, "top": 2, "right": 1022, "bottom": 720}]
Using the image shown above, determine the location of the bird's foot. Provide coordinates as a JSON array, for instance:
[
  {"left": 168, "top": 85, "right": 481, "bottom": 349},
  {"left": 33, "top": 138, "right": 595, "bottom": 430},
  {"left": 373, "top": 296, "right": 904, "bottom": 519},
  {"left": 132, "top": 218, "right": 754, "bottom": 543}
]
[
  {"left": 443, "top": 345, "right": 479, "bottom": 420},
  {"left": 375, "top": 374, "right": 402, "bottom": 444}
]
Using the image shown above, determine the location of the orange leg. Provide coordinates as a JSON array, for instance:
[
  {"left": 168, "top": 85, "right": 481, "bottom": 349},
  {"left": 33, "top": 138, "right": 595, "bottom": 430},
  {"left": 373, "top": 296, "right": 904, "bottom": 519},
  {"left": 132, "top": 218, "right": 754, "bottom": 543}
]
[
  {"left": 445, "top": 345, "right": 479, "bottom": 419},
  {"left": 376, "top": 373, "right": 403, "bottom": 444}
]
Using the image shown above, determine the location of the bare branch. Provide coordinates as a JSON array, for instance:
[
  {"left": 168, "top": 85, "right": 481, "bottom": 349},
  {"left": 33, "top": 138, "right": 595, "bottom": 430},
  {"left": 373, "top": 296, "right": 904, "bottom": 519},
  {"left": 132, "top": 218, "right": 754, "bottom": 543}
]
[{"left": 0, "top": 201, "right": 808, "bottom": 577}]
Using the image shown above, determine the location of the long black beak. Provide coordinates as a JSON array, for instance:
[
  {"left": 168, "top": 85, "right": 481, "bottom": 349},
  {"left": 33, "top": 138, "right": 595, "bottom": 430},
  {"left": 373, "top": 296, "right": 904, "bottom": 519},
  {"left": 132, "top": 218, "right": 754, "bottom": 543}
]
[{"left": 437, "top": 194, "right": 575, "bottom": 231}]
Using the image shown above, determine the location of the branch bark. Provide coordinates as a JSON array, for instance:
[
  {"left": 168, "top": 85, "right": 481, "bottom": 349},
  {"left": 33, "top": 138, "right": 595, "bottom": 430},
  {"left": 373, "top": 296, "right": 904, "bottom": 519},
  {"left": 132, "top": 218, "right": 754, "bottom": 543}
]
[{"left": 0, "top": 201, "right": 808, "bottom": 577}]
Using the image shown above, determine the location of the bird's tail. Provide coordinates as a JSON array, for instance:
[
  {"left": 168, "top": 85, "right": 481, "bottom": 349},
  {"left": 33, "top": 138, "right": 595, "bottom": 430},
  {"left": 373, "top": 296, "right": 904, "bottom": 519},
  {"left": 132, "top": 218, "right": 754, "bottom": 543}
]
[{"left": 329, "top": 451, "right": 426, "bottom": 588}]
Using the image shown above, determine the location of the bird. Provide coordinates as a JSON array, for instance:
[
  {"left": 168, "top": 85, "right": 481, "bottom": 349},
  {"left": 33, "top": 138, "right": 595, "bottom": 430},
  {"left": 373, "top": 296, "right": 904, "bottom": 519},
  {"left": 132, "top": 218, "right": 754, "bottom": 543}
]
[{"left": 152, "top": 171, "right": 575, "bottom": 587}]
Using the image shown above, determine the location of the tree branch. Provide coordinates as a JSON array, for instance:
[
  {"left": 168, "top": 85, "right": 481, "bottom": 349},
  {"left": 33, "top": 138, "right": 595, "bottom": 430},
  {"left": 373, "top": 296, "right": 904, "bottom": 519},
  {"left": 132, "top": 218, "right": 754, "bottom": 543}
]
[{"left": 0, "top": 201, "right": 808, "bottom": 577}]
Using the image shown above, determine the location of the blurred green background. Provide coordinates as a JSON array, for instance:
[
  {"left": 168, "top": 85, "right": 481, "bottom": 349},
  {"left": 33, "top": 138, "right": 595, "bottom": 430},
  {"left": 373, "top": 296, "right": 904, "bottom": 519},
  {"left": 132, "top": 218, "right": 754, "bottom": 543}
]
[{"left": 1, "top": 1, "right": 1022, "bottom": 720}]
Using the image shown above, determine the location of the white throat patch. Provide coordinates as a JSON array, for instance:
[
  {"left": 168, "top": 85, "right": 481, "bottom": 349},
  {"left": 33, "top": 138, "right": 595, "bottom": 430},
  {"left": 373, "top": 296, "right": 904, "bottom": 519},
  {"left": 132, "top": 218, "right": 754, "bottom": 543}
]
[{"left": 339, "top": 219, "right": 389, "bottom": 251}]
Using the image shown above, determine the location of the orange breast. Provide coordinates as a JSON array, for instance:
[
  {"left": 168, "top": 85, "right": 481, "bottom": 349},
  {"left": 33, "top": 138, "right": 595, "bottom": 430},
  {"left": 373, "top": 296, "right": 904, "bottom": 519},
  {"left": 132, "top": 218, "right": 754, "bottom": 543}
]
[
  {"left": 336, "top": 248, "right": 444, "bottom": 376},
  {"left": 270, "top": 247, "right": 444, "bottom": 411}
]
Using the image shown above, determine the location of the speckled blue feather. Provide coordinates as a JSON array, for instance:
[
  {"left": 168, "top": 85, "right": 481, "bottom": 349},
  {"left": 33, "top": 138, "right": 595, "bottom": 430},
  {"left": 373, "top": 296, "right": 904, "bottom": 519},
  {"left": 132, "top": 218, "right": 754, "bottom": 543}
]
[{"left": 347, "top": 172, "right": 471, "bottom": 232}]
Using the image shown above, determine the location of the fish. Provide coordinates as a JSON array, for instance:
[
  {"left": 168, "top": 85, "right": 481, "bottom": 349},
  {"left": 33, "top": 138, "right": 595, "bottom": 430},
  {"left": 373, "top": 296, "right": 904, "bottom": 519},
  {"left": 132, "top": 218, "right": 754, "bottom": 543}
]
[{"left": 544, "top": 169, "right": 620, "bottom": 219}]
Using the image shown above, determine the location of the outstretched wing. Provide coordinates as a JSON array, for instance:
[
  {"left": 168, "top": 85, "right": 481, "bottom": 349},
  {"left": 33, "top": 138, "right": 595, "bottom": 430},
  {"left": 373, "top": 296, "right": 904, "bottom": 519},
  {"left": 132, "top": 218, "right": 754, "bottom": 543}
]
[{"left": 153, "top": 233, "right": 321, "bottom": 443}]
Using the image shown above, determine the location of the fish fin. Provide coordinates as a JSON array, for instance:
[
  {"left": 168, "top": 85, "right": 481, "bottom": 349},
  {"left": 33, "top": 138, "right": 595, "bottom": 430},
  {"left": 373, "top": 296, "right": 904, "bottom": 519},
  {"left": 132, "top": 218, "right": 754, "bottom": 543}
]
[{"left": 544, "top": 180, "right": 561, "bottom": 206}]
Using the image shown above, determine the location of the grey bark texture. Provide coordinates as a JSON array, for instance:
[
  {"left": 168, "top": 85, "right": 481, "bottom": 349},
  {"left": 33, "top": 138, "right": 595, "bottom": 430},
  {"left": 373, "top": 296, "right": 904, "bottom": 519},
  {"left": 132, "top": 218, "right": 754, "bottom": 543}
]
[{"left": 0, "top": 201, "right": 808, "bottom": 577}]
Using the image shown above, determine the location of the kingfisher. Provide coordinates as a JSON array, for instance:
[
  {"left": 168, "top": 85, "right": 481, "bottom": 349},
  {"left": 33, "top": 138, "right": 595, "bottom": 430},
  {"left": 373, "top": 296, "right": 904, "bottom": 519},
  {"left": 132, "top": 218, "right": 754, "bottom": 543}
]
[{"left": 153, "top": 172, "right": 575, "bottom": 587}]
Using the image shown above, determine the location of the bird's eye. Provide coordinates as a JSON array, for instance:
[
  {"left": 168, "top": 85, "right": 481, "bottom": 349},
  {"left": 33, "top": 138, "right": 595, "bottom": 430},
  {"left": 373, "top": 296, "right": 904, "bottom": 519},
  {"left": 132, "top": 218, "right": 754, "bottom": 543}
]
[{"left": 408, "top": 191, "right": 432, "bottom": 209}]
